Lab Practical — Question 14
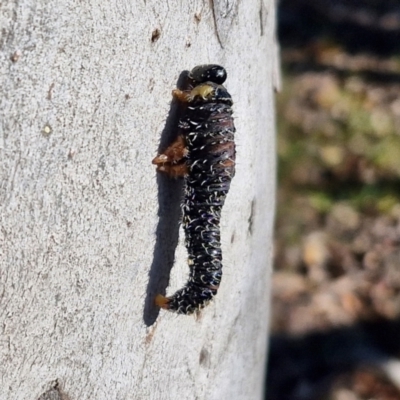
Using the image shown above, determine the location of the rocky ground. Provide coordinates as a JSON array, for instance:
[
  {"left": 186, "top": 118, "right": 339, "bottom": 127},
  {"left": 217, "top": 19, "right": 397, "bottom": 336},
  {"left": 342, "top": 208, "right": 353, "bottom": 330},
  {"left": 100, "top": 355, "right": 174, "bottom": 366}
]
[{"left": 267, "top": 1, "right": 400, "bottom": 399}]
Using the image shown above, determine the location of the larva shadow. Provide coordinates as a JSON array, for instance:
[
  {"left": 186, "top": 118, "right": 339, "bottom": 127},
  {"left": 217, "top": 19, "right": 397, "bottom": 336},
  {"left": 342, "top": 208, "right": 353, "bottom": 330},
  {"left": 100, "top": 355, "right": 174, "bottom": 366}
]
[{"left": 143, "top": 70, "right": 189, "bottom": 326}]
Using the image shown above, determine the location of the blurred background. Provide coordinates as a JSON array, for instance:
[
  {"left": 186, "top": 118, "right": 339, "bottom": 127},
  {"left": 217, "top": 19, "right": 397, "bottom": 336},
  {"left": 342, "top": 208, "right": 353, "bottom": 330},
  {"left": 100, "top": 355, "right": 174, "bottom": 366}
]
[{"left": 267, "top": 1, "right": 400, "bottom": 399}]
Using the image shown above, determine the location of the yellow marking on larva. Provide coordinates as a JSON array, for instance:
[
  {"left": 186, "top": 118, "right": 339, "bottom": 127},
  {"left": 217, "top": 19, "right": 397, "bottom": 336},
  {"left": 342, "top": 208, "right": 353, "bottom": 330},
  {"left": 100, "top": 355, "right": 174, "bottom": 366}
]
[
  {"left": 188, "top": 84, "right": 215, "bottom": 101},
  {"left": 172, "top": 85, "right": 215, "bottom": 103}
]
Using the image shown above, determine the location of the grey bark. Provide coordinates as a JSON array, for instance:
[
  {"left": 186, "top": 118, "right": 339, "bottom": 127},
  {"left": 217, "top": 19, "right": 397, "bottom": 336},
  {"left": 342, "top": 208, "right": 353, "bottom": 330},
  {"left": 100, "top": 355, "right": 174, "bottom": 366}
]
[{"left": 0, "top": 1, "right": 277, "bottom": 399}]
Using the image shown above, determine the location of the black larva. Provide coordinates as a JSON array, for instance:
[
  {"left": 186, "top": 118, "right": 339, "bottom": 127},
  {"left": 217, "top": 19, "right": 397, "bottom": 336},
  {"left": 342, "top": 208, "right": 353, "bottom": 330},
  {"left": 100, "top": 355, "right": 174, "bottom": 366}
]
[{"left": 152, "top": 64, "right": 236, "bottom": 314}]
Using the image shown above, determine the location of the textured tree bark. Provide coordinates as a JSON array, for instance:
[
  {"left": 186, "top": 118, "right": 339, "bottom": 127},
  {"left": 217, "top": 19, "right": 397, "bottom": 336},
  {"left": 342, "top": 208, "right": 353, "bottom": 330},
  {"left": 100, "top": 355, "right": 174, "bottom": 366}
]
[{"left": 0, "top": 1, "right": 277, "bottom": 399}]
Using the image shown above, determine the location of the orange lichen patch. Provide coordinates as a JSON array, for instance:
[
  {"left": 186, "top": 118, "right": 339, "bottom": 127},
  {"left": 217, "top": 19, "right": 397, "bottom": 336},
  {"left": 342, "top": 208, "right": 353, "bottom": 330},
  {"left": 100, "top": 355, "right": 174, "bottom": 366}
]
[{"left": 155, "top": 294, "right": 170, "bottom": 309}]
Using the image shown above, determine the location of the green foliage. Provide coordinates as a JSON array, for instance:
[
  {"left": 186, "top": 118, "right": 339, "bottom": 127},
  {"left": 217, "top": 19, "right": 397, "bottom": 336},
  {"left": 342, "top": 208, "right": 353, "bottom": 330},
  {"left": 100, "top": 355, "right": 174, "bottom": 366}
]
[{"left": 277, "top": 68, "right": 400, "bottom": 218}]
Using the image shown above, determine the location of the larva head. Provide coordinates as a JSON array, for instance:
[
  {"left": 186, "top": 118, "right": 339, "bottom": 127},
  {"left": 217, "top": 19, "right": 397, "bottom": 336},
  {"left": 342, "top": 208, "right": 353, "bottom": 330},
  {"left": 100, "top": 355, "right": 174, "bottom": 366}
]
[{"left": 189, "top": 64, "right": 227, "bottom": 85}]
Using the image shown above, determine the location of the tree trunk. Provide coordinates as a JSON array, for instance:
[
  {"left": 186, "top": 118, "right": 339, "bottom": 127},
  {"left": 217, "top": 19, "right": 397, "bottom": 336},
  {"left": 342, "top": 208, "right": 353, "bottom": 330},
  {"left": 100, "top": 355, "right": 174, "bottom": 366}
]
[{"left": 0, "top": 1, "right": 277, "bottom": 399}]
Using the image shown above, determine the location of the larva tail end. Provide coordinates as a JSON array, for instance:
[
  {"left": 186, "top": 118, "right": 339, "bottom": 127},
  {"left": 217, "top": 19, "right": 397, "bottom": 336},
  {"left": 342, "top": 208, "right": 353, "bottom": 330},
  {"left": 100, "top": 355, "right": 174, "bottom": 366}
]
[{"left": 155, "top": 294, "right": 171, "bottom": 309}]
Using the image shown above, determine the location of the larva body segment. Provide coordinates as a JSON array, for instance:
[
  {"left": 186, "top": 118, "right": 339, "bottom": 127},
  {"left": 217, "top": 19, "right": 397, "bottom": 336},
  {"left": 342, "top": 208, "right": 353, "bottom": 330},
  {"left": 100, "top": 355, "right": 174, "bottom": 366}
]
[{"left": 153, "top": 65, "right": 236, "bottom": 314}]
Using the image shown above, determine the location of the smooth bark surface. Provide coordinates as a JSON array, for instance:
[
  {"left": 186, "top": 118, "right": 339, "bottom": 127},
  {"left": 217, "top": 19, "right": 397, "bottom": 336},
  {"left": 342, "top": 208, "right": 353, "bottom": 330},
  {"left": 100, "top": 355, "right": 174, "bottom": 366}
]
[{"left": 0, "top": 1, "right": 277, "bottom": 399}]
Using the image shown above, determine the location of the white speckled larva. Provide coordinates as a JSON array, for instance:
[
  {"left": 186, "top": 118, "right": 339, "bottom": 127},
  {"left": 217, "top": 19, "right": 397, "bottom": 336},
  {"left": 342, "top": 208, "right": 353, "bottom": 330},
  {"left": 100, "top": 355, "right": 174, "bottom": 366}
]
[{"left": 152, "top": 64, "right": 236, "bottom": 314}]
